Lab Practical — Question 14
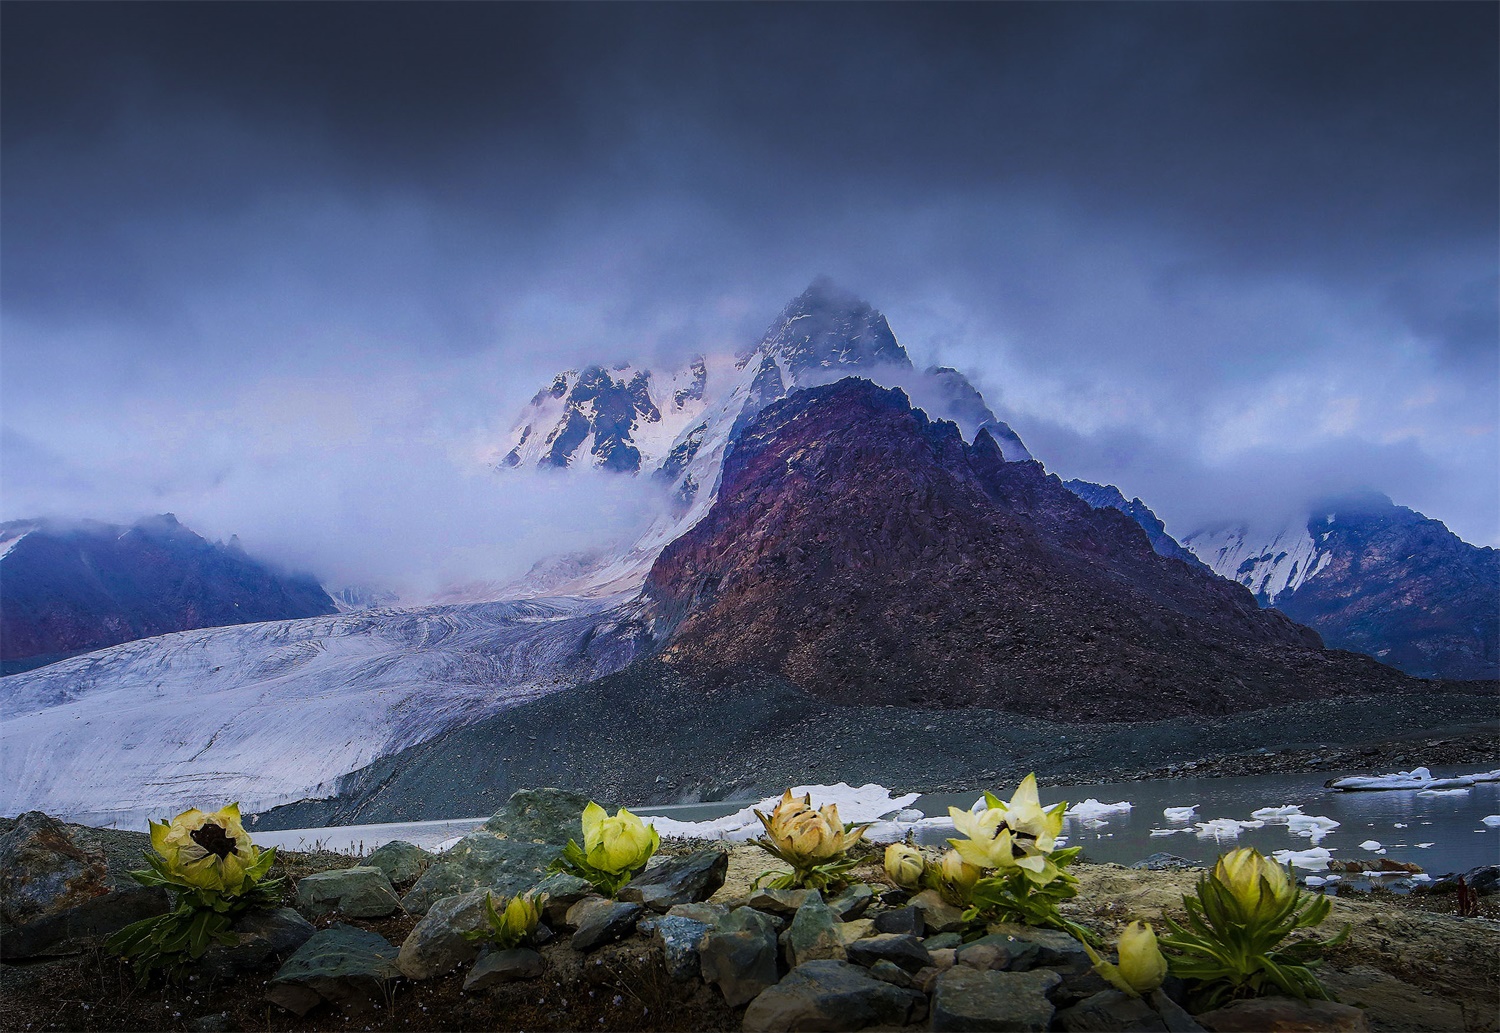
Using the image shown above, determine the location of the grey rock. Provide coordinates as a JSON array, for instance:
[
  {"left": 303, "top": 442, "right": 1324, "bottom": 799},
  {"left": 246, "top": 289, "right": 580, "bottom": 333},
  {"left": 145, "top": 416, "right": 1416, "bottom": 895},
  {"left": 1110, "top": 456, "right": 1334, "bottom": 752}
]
[
  {"left": 784, "top": 894, "right": 845, "bottom": 967},
  {"left": 867, "top": 958, "right": 919, "bottom": 989},
  {"left": 742, "top": 959, "right": 926, "bottom": 1032},
  {"left": 199, "top": 907, "right": 316, "bottom": 979},
  {"left": 296, "top": 866, "right": 402, "bottom": 919},
  {"left": 397, "top": 889, "right": 493, "bottom": 980},
  {"left": 568, "top": 898, "right": 642, "bottom": 951},
  {"left": 650, "top": 914, "right": 712, "bottom": 980},
  {"left": 531, "top": 872, "right": 594, "bottom": 926},
  {"left": 0, "top": 874, "right": 167, "bottom": 960},
  {"left": 1432, "top": 863, "right": 1500, "bottom": 896},
  {"left": 963, "top": 932, "right": 1039, "bottom": 971},
  {"left": 619, "top": 846, "right": 728, "bottom": 911},
  {"left": 1150, "top": 990, "right": 1208, "bottom": 1033},
  {"left": 364, "top": 840, "right": 431, "bottom": 884},
  {"left": 1053, "top": 967, "right": 1113, "bottom": 1008},
  {"left": 0, "top": 811, "right": 110, "bottom": 926},
  {"left": 666, "top": 900, "right": 727, "bottom": 924},
  {"left": 984, "top": 923, "right": 1092, "bottom": 972},
  {"left": 700, "top": 906, "right": 781, "bottom": 1007},
  {"left": 401, "top": 835, "right": 557, "bottom": 915},
  {"left": 908, "top": 888, "right": 967, "bottom": 933},
  {"left": 931, "top": 966, "right": 1062, "bottom": 1032},
  {"left": 747, "top": 886, "right": 812, "bottom": 915},
  {"left": 1057, "top": 989, "right": 1171, "bottom": 1032},
  {"left": 925, "top": 931, "right": 964, "bottom": 951},
  {"left": 266, "top": 924, "right": 400, "bottom": 1017},
  {"left": 463, "top": 946, "right": 545, "bottom": 990},
  {"left": 1131, "top": 854, "right": 1202, "bottom": 872},
  {"left": 481, "top": 787, "right": 596, "bottom": 845},
  {"left": 957, "top": 939, "right": 1015, "bottom": 972},
  {"left": 846, "top": 933, "right": 932, "bottom": 973},
  {"left": 826, "top": 883, "right": 875, "bottom": 921},
  {"left": 872, "top": 904, "right": 924, "bottom": 936}
]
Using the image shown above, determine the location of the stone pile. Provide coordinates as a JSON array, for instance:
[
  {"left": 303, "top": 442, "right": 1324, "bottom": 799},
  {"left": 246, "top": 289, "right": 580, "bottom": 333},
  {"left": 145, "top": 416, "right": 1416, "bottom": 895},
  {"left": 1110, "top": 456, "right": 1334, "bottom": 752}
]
[{"left": 0, "top": 793, "right": 1381, "bottom": 1031}]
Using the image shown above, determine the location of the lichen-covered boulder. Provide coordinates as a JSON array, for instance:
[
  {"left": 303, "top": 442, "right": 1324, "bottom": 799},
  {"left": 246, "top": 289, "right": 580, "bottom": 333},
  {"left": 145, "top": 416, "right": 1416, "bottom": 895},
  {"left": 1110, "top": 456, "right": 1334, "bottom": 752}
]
[
  {"left": 266, "top": 924, "right": 400, "bottom": 1017},
  {"left": 364, "top": 840, "right": 431, "bottom": 884},
  {"left": 296, "top": 867, "right": 402, "bottom": 918}
]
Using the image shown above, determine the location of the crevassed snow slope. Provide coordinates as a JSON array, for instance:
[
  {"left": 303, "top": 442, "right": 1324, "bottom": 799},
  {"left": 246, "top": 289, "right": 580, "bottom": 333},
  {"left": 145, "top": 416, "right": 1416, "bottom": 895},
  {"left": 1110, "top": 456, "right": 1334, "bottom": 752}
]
[
  {"left": 0, "top": 596, "right": 638, "bottom": 827},
  {"left": 1181, "top": 521, "right": 1331, "bottom": 605}
]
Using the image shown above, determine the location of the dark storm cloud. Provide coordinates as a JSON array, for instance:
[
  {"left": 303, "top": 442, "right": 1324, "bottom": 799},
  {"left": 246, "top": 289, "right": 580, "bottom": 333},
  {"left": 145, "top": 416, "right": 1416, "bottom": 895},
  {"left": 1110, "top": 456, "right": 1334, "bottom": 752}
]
[{"left": 2, "top": 2, "right": 1495, "bottom": 579}]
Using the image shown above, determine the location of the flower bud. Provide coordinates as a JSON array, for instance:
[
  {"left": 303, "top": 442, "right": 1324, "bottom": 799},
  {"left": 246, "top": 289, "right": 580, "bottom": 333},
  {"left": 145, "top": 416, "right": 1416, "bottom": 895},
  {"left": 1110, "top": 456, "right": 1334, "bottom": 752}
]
[
  {"left": 884, "top": 843, "right": 925, "bottom": 889},
  {"left": 1117, "top": 921, "right": 1167, "bottom": 994},
  {"left": 581, "top": 802, "right": 659, "bottom": 876},
  {"left": 1213, "top": 847, "right": 1292, "bottom": 922}
]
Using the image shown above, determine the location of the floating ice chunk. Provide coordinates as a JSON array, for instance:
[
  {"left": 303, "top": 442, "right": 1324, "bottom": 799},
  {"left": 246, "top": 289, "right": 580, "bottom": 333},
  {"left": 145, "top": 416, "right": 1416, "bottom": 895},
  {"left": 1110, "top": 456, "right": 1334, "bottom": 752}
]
[
  {"left": 1163, "top": 806, "right": 1197, "bottom": 822},
  {"left": 1251, "top": 805, "right": 1305, "bottom": 819},
  {"left": 1195, "top": 818, "right": 1264, "bottom": 838},
  {"left": 1393, "top": 823, "right": 1408, "bottom": 828},
  {"left": 1149, "top": 829, "right": 1180, "bottom": 837},
  {"left": 1411, "top": 873, "right": 1432, "bottom": 883},
  {"left": 648, "top": 782, "right": 922, "bottom": 842},
  {"left": 1067, "top": 799, "right": 1133, "bottom": 821},
  {"left": 1417, "top": 787, "right": 1470, "bottom": 797},
  {"left": 1286, "top": 815, "right": 1339, "bottom": 843},
  {"left": 1273, "top": 846, "right": 1332, "bottom": 870},
  {"left": 1416, "top": 842, "right": 1434, "bottom": 848},
  {"left": 1304, "top": 876, "right": 1327, "bottom": 887},
  {"left": 1328, "top": 767, "right": 1500, "bottom": 791},
  {"left": 1482, "top": 815, "right": 1500, "bottom": 827},
  {"left": 1358, "top": 840, "right": 1382, "bottom": 851}
]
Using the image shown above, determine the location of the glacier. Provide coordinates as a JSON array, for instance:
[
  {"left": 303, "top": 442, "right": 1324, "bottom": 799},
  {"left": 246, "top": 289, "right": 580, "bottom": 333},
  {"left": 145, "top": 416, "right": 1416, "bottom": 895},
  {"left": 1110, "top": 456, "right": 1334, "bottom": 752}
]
[
  {"left": 1181, "top": 520, "right": 1331, "bottom": 605},
  {"left": 0, "top": 595, "right": 639, "bottom": 827}
]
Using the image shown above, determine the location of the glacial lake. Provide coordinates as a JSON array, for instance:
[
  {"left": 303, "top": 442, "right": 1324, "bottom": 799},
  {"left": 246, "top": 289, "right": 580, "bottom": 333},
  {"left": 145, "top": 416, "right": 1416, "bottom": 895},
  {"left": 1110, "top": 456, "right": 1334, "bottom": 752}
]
[{"left": 256, "top": 765, "right": 1499, "bottom": 879}]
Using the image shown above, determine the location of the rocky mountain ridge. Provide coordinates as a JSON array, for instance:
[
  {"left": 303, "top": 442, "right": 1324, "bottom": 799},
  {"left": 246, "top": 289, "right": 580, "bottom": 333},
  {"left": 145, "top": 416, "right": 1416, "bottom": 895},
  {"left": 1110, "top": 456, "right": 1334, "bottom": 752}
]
[
  {"left": 638, "top": 379, "right": 1416, "bottom": 720},
  {"left": 1184, "top": 496, "right": 1499, "bottom": 680},
  {"left": 0, "top": 514, "right": 336, "bottom": 674}
]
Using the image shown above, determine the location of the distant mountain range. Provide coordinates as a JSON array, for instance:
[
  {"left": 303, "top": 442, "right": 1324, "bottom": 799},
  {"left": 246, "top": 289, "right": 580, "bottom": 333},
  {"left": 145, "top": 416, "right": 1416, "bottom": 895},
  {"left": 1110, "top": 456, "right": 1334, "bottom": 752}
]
[
  {"left": 0, "top": 515, "right": 336, "bottom": 674},
  {"left": 1, "top": 280, "right": 1492, "bottom": 824},
  {"left": 1183, "top": 495, "right": 1498, "bottom": 681}
]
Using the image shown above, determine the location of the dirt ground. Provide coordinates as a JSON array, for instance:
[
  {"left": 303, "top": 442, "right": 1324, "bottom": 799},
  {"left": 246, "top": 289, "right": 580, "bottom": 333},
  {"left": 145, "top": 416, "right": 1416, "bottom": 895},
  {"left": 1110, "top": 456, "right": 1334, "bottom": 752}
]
[{"left": 1, "top": 842, "right": 1496, "bottom": 1032}]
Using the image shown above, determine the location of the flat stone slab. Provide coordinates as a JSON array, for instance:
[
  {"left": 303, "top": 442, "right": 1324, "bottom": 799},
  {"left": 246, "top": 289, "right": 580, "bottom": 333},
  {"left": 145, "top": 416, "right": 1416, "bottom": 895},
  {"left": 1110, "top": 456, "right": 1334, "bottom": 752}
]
[
  {"left": 747, "top": 887, "right": 813, "bottom": 915},
  {"left": 1196, "top": 997, "right": 1370, "bottom": 1032},
  {"left": 619, "top": 847, "right": 728, "bottom": 912},
  {"left": 463, "top": 946, "right": 545, "bottom": 990},
  {"left": 931, "top": 966, "right": 1061, "bottom": 1032},
  {"left": 984, "top": 923, "right": 1092, "bottom": 972},
  {"left": 742, "top": 959, "right": 926, "bottom": 1032},
  {"left": 846, "top": 933, "right": 932, "bottom": 973},
  {"left": 1057, "top": 989, "right": 1171, "bottom": 1032},
  {"left": 267, "top": 924, "right": 400, "bottom": 1017},
  {"left": 568, "top": 898, "right": 642, "bottom": 951},
  {"left": 296, "top": 866, "right": 402, "bottom": 918}
]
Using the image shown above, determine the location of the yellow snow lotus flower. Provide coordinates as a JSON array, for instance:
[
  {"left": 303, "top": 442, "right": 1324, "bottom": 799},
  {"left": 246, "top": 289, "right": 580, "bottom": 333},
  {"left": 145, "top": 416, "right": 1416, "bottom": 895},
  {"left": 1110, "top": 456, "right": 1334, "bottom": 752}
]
[
  {"left": 1213, "top": 847, "right": 1292, "bottom": 923},
  {"left": 884, "top": 843, "right": 925, "bottom": 890},
  {"left": 1117, "top": 921, "right": 1167, "bottom": 994},
  {"left": 994, "top": 773, "right": 1066, "bottom": 854},
  {"left": 581, "top": 802, "right": 659, "bottom": 876},
  {"left": 948, "top": 799, "right": 1016, "bottom": 870},
  {"left": 149, "top": 803, "right": 262, "bottom": 896},
  {"left": 756, "top": 790, "right": 865, "bottom": 866}
]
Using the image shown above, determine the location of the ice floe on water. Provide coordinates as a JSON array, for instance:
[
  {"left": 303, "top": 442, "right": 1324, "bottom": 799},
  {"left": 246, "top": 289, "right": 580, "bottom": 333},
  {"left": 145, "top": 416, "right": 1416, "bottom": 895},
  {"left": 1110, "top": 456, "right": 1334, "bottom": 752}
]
[
  {"left": 1418, "top": 787, "right": 1470, "bottom": 797},
  {"left": 1328, "top": 766, "right": 1500, "bottom": 792},
  {"left": 646, "top": 783, "right": 923, "bottom": 842},
  {"left": 1358, "top": 840, "right": 1385, "bottom": 853},
  {"left": 1273, "top": 846, "right": 1333, "bottom": 870},
  {"left": 1245, "top": 804, "right": 1339, "bottom": 843},
  {"left": 1195, "top": 817, "right": 1265, "bottom": 838},
  {"left": 1163, "top": 806, "right": 1197, "bottom": 822},
  {"left": 1482, "top": 815, "right": 1500, "bottom": 827},
  {"left": 1065, "top": 799, "right": 1133, "bottom": 827}
]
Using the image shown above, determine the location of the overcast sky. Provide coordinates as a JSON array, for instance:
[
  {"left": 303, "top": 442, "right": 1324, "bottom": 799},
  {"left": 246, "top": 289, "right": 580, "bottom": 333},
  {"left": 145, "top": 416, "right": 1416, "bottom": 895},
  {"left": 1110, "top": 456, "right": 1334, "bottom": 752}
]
[{"left": 3, "top": 3, "right": 1495, "bottom": 591}]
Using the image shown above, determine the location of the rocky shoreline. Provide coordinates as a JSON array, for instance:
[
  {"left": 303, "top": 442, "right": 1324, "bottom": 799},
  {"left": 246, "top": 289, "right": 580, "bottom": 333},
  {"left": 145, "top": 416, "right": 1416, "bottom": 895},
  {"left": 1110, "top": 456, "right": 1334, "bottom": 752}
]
[{"left": 3, "top": 790, "right": 1498, "bottom": 1032}]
